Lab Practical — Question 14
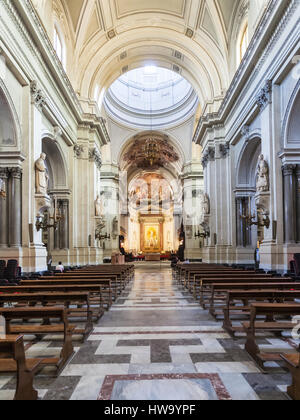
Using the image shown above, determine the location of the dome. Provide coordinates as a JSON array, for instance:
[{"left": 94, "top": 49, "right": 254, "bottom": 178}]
[{"left": 104, "top": 66, "right": 198, "bottom": 129}]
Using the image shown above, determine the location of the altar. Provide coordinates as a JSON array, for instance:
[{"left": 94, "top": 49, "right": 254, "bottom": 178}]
[
  {"left": 139, "top": 214, "right": 164, "bottom": 254},
  {"left": 145, "top": 254, "right": 161, "bottom": 261}
]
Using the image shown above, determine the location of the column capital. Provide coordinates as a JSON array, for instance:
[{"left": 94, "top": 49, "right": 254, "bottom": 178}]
[
  {"left": 8, "top": 167, "right": 22, "bottom": 179},
  {"left": 282, "top": 164, "right": 296, "bottom": 176},
  {"left": 0, "top": 167, "right": 9, "bottom": 178}
]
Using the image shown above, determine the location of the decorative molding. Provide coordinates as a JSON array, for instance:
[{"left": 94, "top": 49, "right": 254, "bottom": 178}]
[
  {"left": 185, "top": 28, "right": 194, "bottom": 38},
  {"left": 107, "top": 29, "right": 116, "bottom": 39},
  {"left": 282, "top": 164, "right": 297, "bottom": 176},
  {"left": 202, "top": 147, "right": 215, "bottom": 168},
  {"left": 89, "top": 147, "right": 102, "bottom": 170},
  {"left": 8, "top": 167, "right": 22, "bottom": 178},
  {"left": 0, "top": 167, "right": 9, "bottom": 178},
  {"left": 74, "top": 144, "right": 84, "bottom": 158},
  {"left": 193, "top": 0, "right": 298, "bottom": 144},
  {"left": 53, "top": 126, "right": 62, "bottom": 140},
  {"left": 241, "top": 125, "right": 250, "bottom": 140},
  {"left": 219, "top": 142, "right": 230, "bottom": 158},
  {"left": 2, "top": 0, "right": 110, "bottom": 145},
  {"left": 256, "top": 80, "right": 272, "bottom": 111},
  {"left": 30, "top": 80, "right": 46, "bottom": 110}
]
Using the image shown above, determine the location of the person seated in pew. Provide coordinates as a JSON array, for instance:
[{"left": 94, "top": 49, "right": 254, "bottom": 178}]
[{"left": 55, "top": 262, "right": 64, "bottom": 273}]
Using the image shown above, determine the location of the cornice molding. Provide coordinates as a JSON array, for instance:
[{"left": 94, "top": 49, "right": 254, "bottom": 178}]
[
  {"left": 193, "top": 0, "right": 298, "bottom": 144},
  {"left": 2, "top": 0, "right": 110, "bottom": 145}
]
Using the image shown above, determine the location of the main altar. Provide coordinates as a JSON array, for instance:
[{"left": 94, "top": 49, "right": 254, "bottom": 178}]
[{"left": 139, "top": 214, "right": 164, "bottom": 255}]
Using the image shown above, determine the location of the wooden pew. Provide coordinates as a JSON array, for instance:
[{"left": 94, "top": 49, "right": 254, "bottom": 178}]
[
  {"left": 0, "top": 335, "right": 42, "bottom": 400},
  {"left": 280, "top": 353, "right": 300, "bottom": 400},
  {"left": 21, "top": 278, "right": 114, "bottom": 307},
  {"left": 0, "top": 292, "right": 96, "bottom": 341},
  {"left": 194, "top": 275, "right": 286, "bottom": 307},
  {"left": 0, "top": 284, "right": 110, "bottom": 311},
  {"left": 209, "top": 282, "right": 300, "bottom": 317},
  {"left": 243, "top": 303, "right": 300, "bottom": 368},
  {"left": 48, "top": 273, "right": 124, "bottom": 294},
  {"left": 0, "top": 307, "right": 75, "bottom": 374},
  {"left": 183, "top": 269, "right": 249, "bottom": 290},
  {"left": 186, "top": 269, "right": 255, "bottom": 290},
  {"left": 221, "top": 290, "right": 300, "bottom": 336}
]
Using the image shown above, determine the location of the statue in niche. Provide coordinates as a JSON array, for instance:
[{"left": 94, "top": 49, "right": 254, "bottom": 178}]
[
  {"left": 35, "top": 153, "right": 49, "bottom": 195},
  {"left": 95, "top": 195, "right": 102, "bottom": 217},
  {"left": 202, "top": 193, "right": 210, "bottom": 215},
  {"left": 256, "top": 154, "right": 269, "bottom": 193},
  {"left": 112, "top": 217, "right": 119, "bottom": 238}
]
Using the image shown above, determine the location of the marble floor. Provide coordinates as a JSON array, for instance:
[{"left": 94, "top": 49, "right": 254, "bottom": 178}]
[{"left": 0, "top": 262, "right": 295, "bottom": 400}]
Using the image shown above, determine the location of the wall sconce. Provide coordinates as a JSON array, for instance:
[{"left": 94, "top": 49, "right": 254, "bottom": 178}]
[
  {"left": 0, "top": 178, "right": 6, "bottom": 198},
  {"left": 241, "top": 211, "right": 270, "bottom": 229},
  {"left": 195, "top": 227, "right": 210, "bottom": 239},
  {"left": 36, "top": 197, "right": 63, "bottom": 232},
  {"left": 95, "top": 232, "right": 111, "bottom": 241}
]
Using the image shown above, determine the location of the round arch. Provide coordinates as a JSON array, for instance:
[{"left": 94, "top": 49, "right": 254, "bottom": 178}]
[
  {"left": 78, "top": 27, "right": 228, "bottom": 107},
  {"left": 0, "top": 79, "right": 21, "bottom": 151},
  {"left": 236, "top": 136, "right": 261, "bottom": 188},
  {"left": 117, "top": 130, "right": 186, "bottom": 173},
  {"left": 282, "top": 81, "right": 300, "bottom": 149},
  {"left": 41, "top": 136, "right": 68, "bottom": 189}
]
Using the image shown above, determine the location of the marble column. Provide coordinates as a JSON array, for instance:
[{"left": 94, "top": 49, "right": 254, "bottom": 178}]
[
  {"left": 0, "top": 168, "right": 9, "bottom": 248},
  {"left": 296, "top": 166, "right": 300, "bottom": 243},
  {"left": 282, "top": 164, "right": 297, "bottom": 244},
  {"left": 53, "top": 223, "right": 59, "bottom": 249},
  {"left": 59, "top": 200, "right": 69, "bottom": 250},
  {"left": 8, "top": 167, "right": 22, "bottom": 247}
]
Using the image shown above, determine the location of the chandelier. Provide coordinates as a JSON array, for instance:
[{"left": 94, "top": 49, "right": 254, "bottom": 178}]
[{"left": 144, "top": 140, "right": 159, "bottom": 166}]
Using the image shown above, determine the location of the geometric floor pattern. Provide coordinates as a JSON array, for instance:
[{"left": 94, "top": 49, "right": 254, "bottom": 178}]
[{"left": 0, "top": 262, "right": 294, "bottom": 400}]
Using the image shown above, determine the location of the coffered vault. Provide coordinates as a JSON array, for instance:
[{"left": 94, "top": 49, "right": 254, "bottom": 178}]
[{"left": 32, "top": 0, "right": 269, "bottom": 115}]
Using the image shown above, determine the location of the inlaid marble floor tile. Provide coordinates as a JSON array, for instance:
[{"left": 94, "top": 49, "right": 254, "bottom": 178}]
[{"left": 0, "top": 263, "right": 294, "bottom": 400}]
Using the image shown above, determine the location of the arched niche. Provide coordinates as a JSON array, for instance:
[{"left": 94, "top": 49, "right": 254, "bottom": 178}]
[
  {"left": 237, "top": 137, "right": 261, "bottom": 188},
  {"left": 42, "top": 137, "right": 67, "bottom": 190},
  {"left": 285, "top": 86, "right": 300, "bottom": 148},
  {"left": 0, "top": 85, "right": 18, "bottom": 149}
]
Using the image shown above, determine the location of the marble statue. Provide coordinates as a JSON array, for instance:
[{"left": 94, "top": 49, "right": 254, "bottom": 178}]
[
  {"left": 112, "top": 217, "right": 119, "bottom": 238},
  {"left": 256, "top": 154, "right": 269, "bottom": 192},
  {"left": 35, "top": 153, "right": 49, "bottom": 195},
  {"left": 95, "top": 194, "right": 102, "bottom": 217},
  {"left": 202, "top": 193, "right": 210, "bottom": 215}
]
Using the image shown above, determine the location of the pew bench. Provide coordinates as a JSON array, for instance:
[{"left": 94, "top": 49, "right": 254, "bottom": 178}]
[
  {"left": 0, "top": 292, "right": 97, "bottom": 341},
  {"left": 194, "top": 276, "right": 286, "bottom": 307},
  {"left": 280, "top": 353, "right": 300, "bottom": 400},
  {"left": 21, "top": 279, "right": 113, "bottom": 308},
  {"left": 243, "top": 303, "right": 300, "bottom": 368},
  {"left": 49, "top": 273, "right": 124, "bottom": 297},
  {"left": 0, "top": 307, "right": 75, "bottom": 374},
  {"left": 0, "top": 335, "right": 42, "bottom": 400},
  {"left": 221, "top": 290, "right": 300, "bottom": 337},
  {"left": 209, "top": 282, "right": 299, "bottom": 317},
  {"left": 0, "top": 284, "right": 109, "bottom": 312}
]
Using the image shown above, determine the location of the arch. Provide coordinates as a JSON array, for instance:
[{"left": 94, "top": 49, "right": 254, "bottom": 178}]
[
  {"left": 117, "top": 130, "right": 186, "bottom": 173},
  {"left": 282, "top": 80, "right": 300, "bottom": 149},
  {"left": 236, "top": 136, "right": 261, "bottom": 187},
  {"left": 0, "top": 79, "right": 21, "bottom": 151},
  {"left": 78, "top": 27, "right": 228, "bottom": 107},
  {"left": 41, "top": 136, "right": 68, "bottom": 189}
]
